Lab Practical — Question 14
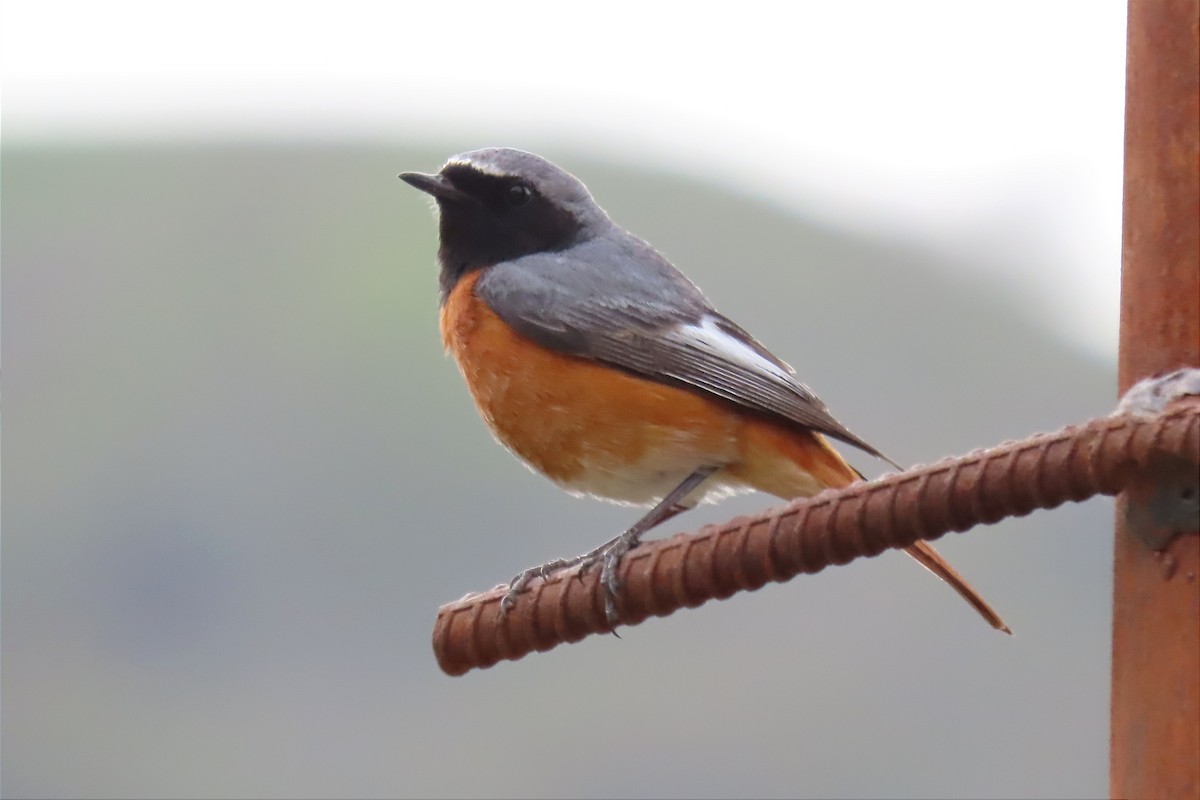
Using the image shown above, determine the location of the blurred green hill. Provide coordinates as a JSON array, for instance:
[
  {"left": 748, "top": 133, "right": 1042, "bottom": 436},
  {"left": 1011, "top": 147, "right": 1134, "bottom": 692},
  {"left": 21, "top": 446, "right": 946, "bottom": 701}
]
[{"left": 4, "top": 144, "right": 1114, "bottom": 799}]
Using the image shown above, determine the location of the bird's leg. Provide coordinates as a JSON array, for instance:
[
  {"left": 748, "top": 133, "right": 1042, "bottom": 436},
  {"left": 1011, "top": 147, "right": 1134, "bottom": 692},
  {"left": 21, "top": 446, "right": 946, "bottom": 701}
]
[
  {"left": 593, "top": 465, "right": 721, "bottom": 625},
  {"left": 501, "top": 466, "right": 721, "bottom": 626}
]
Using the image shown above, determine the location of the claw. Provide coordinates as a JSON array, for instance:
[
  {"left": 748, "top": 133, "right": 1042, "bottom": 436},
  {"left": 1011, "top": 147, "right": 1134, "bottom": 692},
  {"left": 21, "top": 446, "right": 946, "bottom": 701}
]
[
  {"left": 499, "top": 556, "right": 581, "bottom": 616},
  {"left": 597, "top": 535, "right": 636, "bottom": 626}
]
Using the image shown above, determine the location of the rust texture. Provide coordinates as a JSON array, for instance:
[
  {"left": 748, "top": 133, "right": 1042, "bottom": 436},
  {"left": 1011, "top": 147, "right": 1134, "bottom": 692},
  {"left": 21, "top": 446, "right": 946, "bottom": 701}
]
[
  {"left": 434, "top": 401, "right": 1200, "bottom": 676},
  {"left": 1112, "top": 0, "right": 1200, "bottom": 797}
]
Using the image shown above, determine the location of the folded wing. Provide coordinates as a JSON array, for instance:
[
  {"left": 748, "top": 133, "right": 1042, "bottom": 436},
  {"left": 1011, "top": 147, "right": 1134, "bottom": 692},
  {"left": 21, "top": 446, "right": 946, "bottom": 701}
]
[{"left": 475, "top": 238, "right": 900, "bottom": 469}]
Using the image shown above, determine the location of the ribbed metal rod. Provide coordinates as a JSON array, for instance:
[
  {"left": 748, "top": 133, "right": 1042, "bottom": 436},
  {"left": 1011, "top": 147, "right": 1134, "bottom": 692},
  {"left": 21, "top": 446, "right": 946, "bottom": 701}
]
[{"left": 433, "top": 401, "right": 1200, "bottom": 676}]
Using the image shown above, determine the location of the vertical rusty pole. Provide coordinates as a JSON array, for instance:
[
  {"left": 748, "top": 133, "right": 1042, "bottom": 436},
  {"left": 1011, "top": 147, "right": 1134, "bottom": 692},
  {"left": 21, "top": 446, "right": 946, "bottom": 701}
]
[{"left": 1113, "top": 1, "right": 1200, "bottom": 798}]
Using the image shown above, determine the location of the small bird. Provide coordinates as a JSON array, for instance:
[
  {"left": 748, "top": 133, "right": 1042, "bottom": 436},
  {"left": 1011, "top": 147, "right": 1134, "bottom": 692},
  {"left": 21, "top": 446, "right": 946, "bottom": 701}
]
[{"left": 401, "top": 148, "right": 1009, "bottom": 633}]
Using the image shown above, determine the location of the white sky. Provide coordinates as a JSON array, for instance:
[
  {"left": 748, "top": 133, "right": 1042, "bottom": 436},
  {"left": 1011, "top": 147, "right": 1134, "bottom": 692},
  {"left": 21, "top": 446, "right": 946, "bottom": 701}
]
[{"left": 3, "top": 1, "right": 1128, "bottom": 359}]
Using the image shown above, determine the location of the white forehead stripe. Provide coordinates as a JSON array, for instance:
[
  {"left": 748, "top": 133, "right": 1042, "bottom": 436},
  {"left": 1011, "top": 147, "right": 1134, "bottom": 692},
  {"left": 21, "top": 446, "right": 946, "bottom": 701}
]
[
  {"left": 444, "top": 157, "right": 511, "bottom": 178},
  {"left": 673, "top": 317, "right": 795, "bottom": 383}
]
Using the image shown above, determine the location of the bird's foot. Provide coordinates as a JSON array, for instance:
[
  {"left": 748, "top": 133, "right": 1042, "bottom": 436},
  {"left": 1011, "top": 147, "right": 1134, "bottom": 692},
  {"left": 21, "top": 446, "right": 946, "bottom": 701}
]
[
  {"left": 500, "top": 529, "right": 639, "bottom": 628},
  {"left": 500, "top": 554, "right": 587, "bottom": 614},
  {"left": 593, "top": 531, "right": 637, "bottom": 627}
]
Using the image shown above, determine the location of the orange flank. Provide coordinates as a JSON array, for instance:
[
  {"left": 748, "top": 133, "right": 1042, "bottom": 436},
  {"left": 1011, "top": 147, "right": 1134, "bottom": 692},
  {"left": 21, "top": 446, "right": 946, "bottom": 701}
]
[{"left": 728, "top": 416, "right": 860, "bottom": 499}]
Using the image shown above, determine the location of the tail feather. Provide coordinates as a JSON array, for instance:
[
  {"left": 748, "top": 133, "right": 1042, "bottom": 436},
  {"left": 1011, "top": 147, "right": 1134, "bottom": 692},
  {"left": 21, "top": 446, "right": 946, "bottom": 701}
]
[
  {"left": 734, "top": 420, "right": 1011, "bottom": 633},
  {"left": 851, "top": 452, "right": 1011, "bottom": 633},
  {"left": 904, "top": 540, "right": 1011, "bottom": 634}
]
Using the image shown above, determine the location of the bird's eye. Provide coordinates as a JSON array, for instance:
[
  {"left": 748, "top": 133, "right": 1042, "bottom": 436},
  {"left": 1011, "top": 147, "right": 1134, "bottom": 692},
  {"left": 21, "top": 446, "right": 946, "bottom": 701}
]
[{"left": 506, "top": 183, "right": 532, "bottom": 207}]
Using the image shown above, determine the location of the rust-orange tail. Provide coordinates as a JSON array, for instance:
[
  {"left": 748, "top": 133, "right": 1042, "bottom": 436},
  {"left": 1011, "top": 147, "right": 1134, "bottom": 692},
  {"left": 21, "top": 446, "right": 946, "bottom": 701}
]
[
  {"left": 730, "top": 418, "right": 1011, "bottom": 634},
  {"left": 900, "top": 540, "right": 1011, "bottom": 633}
]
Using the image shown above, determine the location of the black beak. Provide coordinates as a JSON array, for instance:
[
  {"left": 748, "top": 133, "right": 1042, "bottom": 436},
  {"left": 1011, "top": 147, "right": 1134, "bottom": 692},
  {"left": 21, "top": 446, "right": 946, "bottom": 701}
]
[{"left": 399, "top": 171, "right": 476, "bottom": 204}]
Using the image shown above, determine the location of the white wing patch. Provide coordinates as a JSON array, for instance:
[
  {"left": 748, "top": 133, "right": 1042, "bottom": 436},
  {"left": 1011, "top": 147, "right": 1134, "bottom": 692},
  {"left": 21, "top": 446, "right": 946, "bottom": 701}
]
[{"left": 672, "top": 317, "right": 796, "bottom": 384}]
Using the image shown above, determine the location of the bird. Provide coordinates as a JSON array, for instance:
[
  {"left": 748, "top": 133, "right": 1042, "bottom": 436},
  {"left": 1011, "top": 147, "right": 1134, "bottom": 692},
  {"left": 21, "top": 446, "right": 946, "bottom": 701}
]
[{"left": 400, "top": 148, "right": 1009, "bottom": 633}]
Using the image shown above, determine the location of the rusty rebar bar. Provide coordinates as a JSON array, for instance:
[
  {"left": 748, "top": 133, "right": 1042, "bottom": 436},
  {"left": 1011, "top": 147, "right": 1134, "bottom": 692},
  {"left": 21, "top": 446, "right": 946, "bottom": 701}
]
[{"left": 433, "top": 400, "right": 1200, "bottom": 676}]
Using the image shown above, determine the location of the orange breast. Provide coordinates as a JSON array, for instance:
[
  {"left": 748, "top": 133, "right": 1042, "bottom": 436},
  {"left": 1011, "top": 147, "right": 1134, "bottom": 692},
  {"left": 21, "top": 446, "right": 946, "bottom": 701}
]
[{"left": 441, "top": 272, "right": 745, "bottom": 503}]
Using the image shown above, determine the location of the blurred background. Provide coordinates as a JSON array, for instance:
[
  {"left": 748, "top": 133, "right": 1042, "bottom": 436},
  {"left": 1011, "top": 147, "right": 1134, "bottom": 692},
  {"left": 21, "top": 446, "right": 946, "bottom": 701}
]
[{"left": 4, "top": 2, "right": 1125, "bottom": 798}]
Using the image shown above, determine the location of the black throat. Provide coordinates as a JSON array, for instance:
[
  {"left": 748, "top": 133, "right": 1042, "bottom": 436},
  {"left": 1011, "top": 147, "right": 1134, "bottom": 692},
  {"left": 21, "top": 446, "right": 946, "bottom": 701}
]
[{"left": 434, "top": 165, "right": 588, "bottom": 302}]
